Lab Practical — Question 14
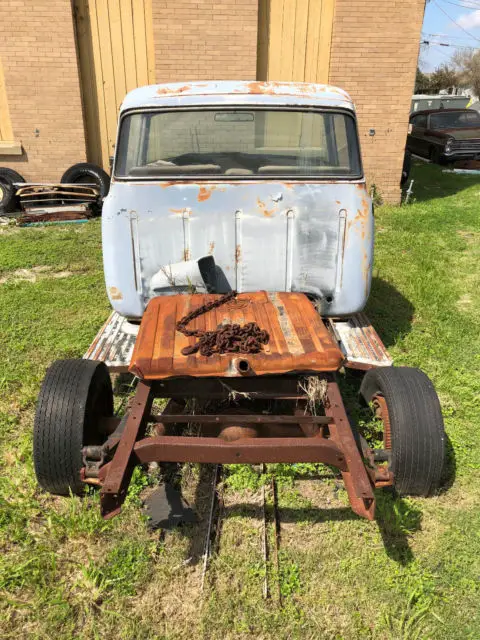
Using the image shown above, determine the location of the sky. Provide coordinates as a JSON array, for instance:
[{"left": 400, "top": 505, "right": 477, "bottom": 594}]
[{"left": 420, "top": 0, "right": 480, "bottom": 72}]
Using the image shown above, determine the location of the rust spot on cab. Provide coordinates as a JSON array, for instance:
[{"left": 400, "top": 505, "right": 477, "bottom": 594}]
[
  {"left": 198, "top": 186, "right": 213, "bottom": 201},
  {"left": 235, "top": 244, "right": 242, "bottom": 263},
  {"left": 208, "top": 241, "right": 215, "bottom": 254},
  {"left": 362, "top": 250, "right": 370, "bottom": 297},
  {"left": 256, "top": 197, "right": 275, "bottom": 217},
  {"left": 169, "top": 208, "right": 184, "bottom": 214},
  {"left": 183, "top": 249, "right": 191, "bottom": 261},
  {"left": 156, "top": 84, "right": 191, "bottom": 95},
  {"left": 109, "top": 286, "right": 123, "bottom": 301}
]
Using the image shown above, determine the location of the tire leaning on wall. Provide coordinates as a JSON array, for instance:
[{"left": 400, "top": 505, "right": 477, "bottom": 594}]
[
  {"left": 0, "top": 167, "right": 25, "bottom": 214},
  {"left": 60, "top": 162, "right": 111, "bottom": 198}
]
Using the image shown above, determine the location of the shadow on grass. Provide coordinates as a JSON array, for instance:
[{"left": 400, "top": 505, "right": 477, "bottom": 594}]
[
  {"left": 441, "top": 431, "right": 457, "bottom": 493},
  {"left": 152, "top": 465, "right": 423, "bottom": 568},
  {"left": 406, "top": 161, "right": 480, "bottom": 203},
  {"left": 365, "top": 277, "right": 414, "bottom": 349},
  {"left": 375, "top": 489, "right": 422, "bottom": 566}
]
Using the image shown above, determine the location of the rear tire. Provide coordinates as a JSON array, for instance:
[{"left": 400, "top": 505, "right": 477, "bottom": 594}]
[
  {"left": 0, "top": 167, "right": 25, "bottom": 214},
  {"left": 360, "top": 366, "right": 445, "bottom": 496},
  {"left": 60, "top": 162, "right": 111, "bottom": 198},
  {"left": 33, "top": 359, "right": 113, "bottom": 495}
]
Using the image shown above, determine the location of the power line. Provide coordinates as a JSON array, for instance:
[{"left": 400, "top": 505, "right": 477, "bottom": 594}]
[
  {"left": 431, "top": 44, "right": 455, "bottom": 59},
  {"left": 422, "top": 31, "right": 480, "bottom": 41},
  {"left": 433, "top": 0, "right": 480, "bottom": 43},
  {"left": 422, "top": 39, "right": 480, "bottom": 49},
  {"left": 438, "top": 0, "right": 480, "bottom": 10}
]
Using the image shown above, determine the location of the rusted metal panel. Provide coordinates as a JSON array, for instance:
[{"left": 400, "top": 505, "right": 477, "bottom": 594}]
[
  {"left": 324, "top": 377, "right": 375, "bottom": 520},
  {"left": 102, "top": 179, "right": 372, "bottom": 319},
  {"left": 83, "top": 311, "right": 139, "bottom": 371},
  {"left": 151, "top": 414, "right": 332, "bottom": 424},
  {"left": 120, "top": 81, "right": 354, "bottom": 112},
  {"left": 329, "top": 313, "right": 393, "bottom": 369},
  {"left": 129, "top": 291, "right": 344, "bottom": 379},
  {"left": 100, "top": 380, "right": 153, "bottom": 519},
  {"left": 153, "top": 376, "right": 306, "bottom": 399},
  {"left": 133, "top": 435, "right": 347, "bottom": 467},
  {"left": 86, "top": 372, "right": 382, "bottom": 521}
]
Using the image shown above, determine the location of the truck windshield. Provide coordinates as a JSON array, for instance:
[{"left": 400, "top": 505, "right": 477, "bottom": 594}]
[{"left": 115, "top": 109, "right": 361, "bottom": 178}]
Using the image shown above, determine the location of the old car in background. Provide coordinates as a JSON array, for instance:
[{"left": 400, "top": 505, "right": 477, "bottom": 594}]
[{"left": 406, "top": 108, "right": 480, "bottom": 164}]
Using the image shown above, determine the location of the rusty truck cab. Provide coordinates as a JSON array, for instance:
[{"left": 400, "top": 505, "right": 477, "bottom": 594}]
[
  {"left": 102, "top": 81, "right": 373, "bottom": 319},
  {"left": 33, "top": 82, "right": 445, "bottom": 527}
]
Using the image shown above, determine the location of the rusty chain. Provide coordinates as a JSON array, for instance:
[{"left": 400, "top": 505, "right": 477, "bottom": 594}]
[{"left": 176, "top": 290, "right": 270, "bottom": 356}]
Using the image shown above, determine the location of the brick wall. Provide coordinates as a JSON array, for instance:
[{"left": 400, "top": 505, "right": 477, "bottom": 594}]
[
  {"left": 329, "top": 0, "right": 425, "bottom": 203},
  {"left": 0, "top": 0, "right": 422, "bottom": 193},
  {"left": 152, "top": 0, "right": 258, "bottom": 82},
  {"left": 0, "top": 0, "right": 86, "bottom": 182}
]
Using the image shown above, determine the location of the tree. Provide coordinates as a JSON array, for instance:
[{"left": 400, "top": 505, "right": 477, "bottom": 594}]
[
  {"left": 414, "top": 65, "right": 458, "bottom": 95},
  {"left": 428, "top": 65, "right": 458, "bottom": 94},
  {"left": 415, "top": 67, "right": 432, "bottom": 93},
  {"left": 452, "top": 49, "right": 480, "bottom": 100}
]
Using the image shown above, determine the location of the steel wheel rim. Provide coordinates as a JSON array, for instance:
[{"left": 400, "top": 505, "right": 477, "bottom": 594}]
[{"left": 372, "top": 394, "right": 392, "bottom": 450}]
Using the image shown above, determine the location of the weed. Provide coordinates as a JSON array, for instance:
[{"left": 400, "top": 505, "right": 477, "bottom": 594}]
[{"left": 278, "top": 555, "right": 301, "bottom": 597}]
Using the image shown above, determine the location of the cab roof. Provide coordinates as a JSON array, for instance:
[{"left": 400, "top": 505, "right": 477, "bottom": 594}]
[
  {"left": 120, "top": 81, "right": 355, "bottom": 113},
  {"left": 412, "top": 108, "right": 474, "bottom": 117}
]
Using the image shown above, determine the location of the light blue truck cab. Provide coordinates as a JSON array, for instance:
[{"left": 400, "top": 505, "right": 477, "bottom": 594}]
[{"left": 102, "top": 81, "right": 373, "bottom": 319}]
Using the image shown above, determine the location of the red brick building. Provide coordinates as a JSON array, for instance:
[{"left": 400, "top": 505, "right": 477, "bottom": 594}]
[{"left": 0, "top": 0, "right": 425, "bottom": 203}]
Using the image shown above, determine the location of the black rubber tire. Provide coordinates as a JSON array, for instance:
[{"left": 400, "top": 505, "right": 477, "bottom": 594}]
[
  {"left": 33, "top": 359, "right": 113, "bottom": 496},
  {"left": 360, "top": 366, "right": 445, "bottom": 496},
  {"left": 0, "top": 167, "right": 25, "bottom": 214},
  {"left": 60, "top": 162, "right": 111, "bottom": 198},
  {"left": 400, "top": 151, "right": 411, "bottom": 186},
  {"left": 429, "top": 146, "right": 444, "bottom": 165}
]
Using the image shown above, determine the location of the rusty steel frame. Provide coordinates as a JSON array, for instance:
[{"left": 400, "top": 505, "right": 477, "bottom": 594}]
[{"left": 95, "top": 374, "right": 391, "bottom": 521}]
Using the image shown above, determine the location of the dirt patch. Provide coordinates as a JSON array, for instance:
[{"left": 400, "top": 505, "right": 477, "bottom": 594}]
[
  {"left": 457, "top": 293, "right": 472, "bottom": 311},
  {"left": 0, "top": 266, "right": 73, "bottom": 284},
  {"left": 456, "top": 230, "right": 479, "bottom": 243}
]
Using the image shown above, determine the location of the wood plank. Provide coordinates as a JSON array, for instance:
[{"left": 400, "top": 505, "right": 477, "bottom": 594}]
[
  {"left": 280, "top": 0, "right": 296, "bottom": 81},
  {"left": 132, "top": 0, "right": 148, "bottom": 87},
  {"left": 292, "top": 0, "right": 309, "bottom": 82},
  {"left": 96, "top": 0, "right": 118, "bottom": 162},
  {"left": 256, "top": 0, "right": 269, "bottom": 81},
  {"left": 304, "top": 0, "right": 321, "bottom": 83},
  {"left": 120, "top": 0, "right": 138, "bottom": 92},
  {"left": 108, "top": 0, "right": 127, "bottom": 113},
  {"left": 73, "top": 0, "right": 101, "bottom": 167},
  {"left": 88, "top": 0, "right": 111, "bottom": 170},
  {"left": 317, "top": 0, "right": 335, "bottom": 83},
  {"left": 0, "top": 56, "right": 14, "bottom": 141},
  {"left": 144, "top": 0, "right": 156, "bottom": 84},
  {"left": 267, "top": 0, "right": 284, "bottom": 81}
]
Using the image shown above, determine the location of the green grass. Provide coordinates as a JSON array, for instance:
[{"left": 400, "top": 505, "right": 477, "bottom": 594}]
[{"left": 1, "top": 163, "right": 479, "bottom": 638}]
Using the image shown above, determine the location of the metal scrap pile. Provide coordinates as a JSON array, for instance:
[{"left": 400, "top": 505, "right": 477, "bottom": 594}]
[
  {"left": 16, "top": 183, "right": 100, "bottom": 224},
  {"left": 176, "top": 290, "right": 270, "bottom": 356}
]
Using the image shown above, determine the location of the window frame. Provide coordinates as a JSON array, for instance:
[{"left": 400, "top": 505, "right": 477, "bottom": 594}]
[{"left": 113, "top": 105, "right": 364, "bottom": 182}]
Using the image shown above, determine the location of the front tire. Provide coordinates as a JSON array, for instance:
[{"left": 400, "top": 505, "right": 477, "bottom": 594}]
[
  {"left": 33, "top": 359, "right": 113, "bottom": 495},
  {"left": 360, "top": 366, "right": 445, "bottom": 496}
]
